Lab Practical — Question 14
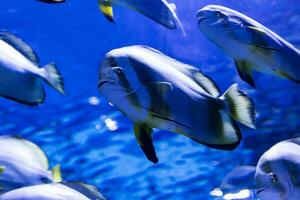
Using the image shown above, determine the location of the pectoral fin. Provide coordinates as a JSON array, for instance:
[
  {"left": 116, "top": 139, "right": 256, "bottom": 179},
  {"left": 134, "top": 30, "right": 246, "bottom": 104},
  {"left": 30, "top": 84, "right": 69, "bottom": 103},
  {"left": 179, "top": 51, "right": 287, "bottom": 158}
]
[
  {"left": 134, "top": 123, "right": 158, "bottom": 163},
  {"left": 235, "top": 60, "right": 255, "bottom": 87},
  {"left": 99, "top": 1, "right": 114, "bottom": 23},
  {"left": 246, "top": 26, "right": 284, "bottom": 54}
]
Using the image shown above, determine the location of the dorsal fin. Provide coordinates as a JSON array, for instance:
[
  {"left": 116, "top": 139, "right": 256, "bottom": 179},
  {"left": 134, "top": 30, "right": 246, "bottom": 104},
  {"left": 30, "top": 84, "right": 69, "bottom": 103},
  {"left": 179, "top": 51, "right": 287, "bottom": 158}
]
[
  {"left": 191, "top": 69, "right": 220, "bottom": 97},
  {"left": 0, "top": 31, "right": 39, "bottom": 64}
]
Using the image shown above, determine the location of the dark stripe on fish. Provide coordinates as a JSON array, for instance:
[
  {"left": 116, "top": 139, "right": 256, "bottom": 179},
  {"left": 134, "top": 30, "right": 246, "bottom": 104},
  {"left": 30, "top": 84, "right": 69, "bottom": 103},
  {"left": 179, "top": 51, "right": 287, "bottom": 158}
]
[
  {"left": 112, "top": 59, "right": 141, "bottom": 107},
  {"left": 129, "top": 58, "right": 171, "bottom": 118},
  {"left": 191, "top": 117, "right": 242, "bottom": 151}
]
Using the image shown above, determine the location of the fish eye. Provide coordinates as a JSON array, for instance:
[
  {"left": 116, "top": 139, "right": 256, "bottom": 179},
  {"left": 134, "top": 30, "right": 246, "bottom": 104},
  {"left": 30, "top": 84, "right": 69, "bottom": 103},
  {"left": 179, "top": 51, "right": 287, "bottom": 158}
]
[
  {"left": 268, "top": 173, "right": 277, "bottom": 183},
  {"left": 112, "top": 67, "right": 124, "bottom": 74}
]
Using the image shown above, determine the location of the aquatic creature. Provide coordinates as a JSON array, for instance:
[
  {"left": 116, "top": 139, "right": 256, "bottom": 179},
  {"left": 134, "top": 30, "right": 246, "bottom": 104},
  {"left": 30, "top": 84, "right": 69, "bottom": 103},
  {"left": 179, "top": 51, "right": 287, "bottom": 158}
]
[
  {"left": 37, "top": 0, "right": 65, "bottom": 3},
  {"left": 220, "top": 165, "right": 256, "bottom": 193},
  {"left": 98, "top": 0, "right": 185, "bottom": 33},
  {"left": 0, "top": 136, "right": 62, "bottom": 193},
  {"left": 255, "top": 138, "right": 300, "bottom": 200},
  {"left": 0, "top": 182, "right": 107, "bottom": 200},
  {"left": 197, "top": 5, "right": 300, "bottom": 87},
  {"left": 98, "top": 45, "right": 256, "bottom": 163},
  {"left": 0, "top": 31, "right": 65, "bottom": 105},
  {"left": 210, "top": 165, "right": 256, "bottom": 199}
]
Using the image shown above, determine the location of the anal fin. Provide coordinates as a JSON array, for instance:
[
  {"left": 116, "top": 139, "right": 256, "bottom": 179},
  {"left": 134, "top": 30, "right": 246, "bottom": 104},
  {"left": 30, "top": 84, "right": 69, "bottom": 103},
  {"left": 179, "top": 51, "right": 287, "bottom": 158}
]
[
  {"left": 235, "top": 60, "right": 255, "bottom": 87},
  {"left": 134, "top": 123, "right": 158, "bottom": 163}
]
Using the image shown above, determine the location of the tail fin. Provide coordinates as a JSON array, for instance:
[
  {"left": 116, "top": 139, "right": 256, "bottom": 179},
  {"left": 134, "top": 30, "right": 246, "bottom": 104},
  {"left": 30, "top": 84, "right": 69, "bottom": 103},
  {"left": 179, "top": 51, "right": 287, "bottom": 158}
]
[
  {"left": 221, "top": 84, "right": 256, "bottom": 129},
  {"left": 42, "top": 63, "right": 65, "bottom": 95}
]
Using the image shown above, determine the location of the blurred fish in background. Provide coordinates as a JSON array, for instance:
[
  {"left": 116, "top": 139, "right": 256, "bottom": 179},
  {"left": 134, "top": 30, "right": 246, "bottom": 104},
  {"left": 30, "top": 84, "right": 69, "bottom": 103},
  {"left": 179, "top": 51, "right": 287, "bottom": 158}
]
[
  {"left": 0, "top": 136, "right": 61, "bottom": 193},
  {"left": 255, "top": 138, "right": 300, "bottom": 200},
  {"left": 210, "top": 165, "right": 257, "bottom": 200},
  {"left": 0, "top": 31, "right": 65, "bottom": 106},
  {"left": 0, "top": 182, "right": 107, "bottom": 200},
  {"left": 98, "top": 0, "right": 186, "bottom": 34}
]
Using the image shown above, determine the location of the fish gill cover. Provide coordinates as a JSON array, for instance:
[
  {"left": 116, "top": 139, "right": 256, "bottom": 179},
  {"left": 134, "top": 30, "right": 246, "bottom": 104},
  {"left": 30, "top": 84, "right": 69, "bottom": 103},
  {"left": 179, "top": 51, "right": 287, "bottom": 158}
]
[{"left": 0, "top": 0, "right": 300, "bottom": 199}]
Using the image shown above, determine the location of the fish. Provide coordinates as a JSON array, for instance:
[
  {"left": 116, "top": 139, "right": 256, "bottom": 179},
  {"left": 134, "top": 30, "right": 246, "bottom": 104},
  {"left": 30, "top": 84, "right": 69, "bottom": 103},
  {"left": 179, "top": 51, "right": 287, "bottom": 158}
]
[
  {"left": 0, "top": 182, "right": 107, "bottom": 200},
  {"left": 210, "top": 165, "right": 256, "bottom": 199},
  {"left": 0, "top": 31, "right": 65, "bottom": 105},
  {"left": 197, "top": 5, "right": 300, "bottom": 87},
  {"left": 0, "top": 136, "right": 62, "bottom": 193},
  {"left": 98, "top": 45, "right": 256, "bottom": 163},
  {"left": 37, "top": 0, "right": 65, "bottom": 3},
  {"left": 255, "top": 138, "right": 300, "bottom": 200},
  {"left": 98, "top": 0, "right": 185, "bottom": 34},
  {"left": 220, "top": 165, "right": 256, "bottom": 193}
]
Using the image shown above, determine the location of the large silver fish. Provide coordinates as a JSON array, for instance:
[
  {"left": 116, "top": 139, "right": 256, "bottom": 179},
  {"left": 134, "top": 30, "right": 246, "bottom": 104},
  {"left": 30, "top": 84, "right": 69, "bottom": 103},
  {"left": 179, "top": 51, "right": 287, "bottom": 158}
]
[
  {"left": 197, "top": 5, "right": 300, "bottom": 87},
  {"left": 255, "top": 138, "right": 300, "bottom": 200},
  {"left": 0, "top": 31, "right": 64, "bottom": 105},
  {"left": 98, "top": 45, "right": 256, "bottom": 163},
  {"left": 0, "top": 182, "right": 107, "bottom": 200},
  {"left": 0, "top": 136, "right": 61, "bottom": 193},
  {"left": 98, "top": 0, "right": 185, "bottom": 33}
]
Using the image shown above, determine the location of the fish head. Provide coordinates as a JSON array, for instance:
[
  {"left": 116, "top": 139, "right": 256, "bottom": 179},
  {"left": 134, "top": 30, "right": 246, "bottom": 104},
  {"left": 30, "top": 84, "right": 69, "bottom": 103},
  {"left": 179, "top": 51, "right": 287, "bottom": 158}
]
[
  {"left": 255, "top": 159, "right": 287, "bottom": 200},
  {"left": 98, "top": 48, "right": 145, "bottom": 112},
  {"left": 197, "top": 5, "right": 248, "bottom": 52},
  {"left": 254, "top": 141, "right": 300, "bottom": 200}
]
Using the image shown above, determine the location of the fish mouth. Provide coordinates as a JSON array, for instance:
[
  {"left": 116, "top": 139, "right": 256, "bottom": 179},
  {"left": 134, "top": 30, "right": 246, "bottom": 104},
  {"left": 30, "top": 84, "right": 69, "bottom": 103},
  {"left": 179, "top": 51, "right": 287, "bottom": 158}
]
[
  {"left": 256, "top": 189, "right": 265, "bottom": 195},
  {"left": 98, "top": 80, "right": 112, "bottom": 88}
]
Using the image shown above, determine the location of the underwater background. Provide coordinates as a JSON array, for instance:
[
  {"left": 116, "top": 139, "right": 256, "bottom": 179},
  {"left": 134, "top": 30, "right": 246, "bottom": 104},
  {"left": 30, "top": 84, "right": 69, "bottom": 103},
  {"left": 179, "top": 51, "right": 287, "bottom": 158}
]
[{"left": 1, "top": 0, "right": 300, "bottom": 199}]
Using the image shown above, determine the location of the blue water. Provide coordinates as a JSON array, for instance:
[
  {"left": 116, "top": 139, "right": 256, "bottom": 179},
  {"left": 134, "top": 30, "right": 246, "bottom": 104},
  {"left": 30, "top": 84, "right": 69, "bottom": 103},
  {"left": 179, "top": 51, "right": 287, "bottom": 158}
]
[{"left": 1, "top": 0, "right": 300, "bottom": 199}]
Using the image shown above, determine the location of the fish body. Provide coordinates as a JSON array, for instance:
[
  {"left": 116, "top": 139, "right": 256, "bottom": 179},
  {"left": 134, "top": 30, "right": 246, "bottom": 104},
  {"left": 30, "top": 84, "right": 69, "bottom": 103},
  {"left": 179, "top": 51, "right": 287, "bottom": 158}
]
[
  {"left": 0, "top": 136, "right": 61, "bottom": 193},
  {"left": 98, "top": 0, "right": 185, "bottom": 33},
  {"left": 0, "top": 31, "right": 64, "bottom": 105},
  {"left": 197, "top": 5, "right": 300, "bottom": 86},
  {"left": 255, "top": 138, "right": 300, "bottom": 200},
  {"left": 0, "top": 182, "right": 107, "bottom": 200},
  {"left": 98, "top": 45, "right": 255, "bottom": 163}
]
